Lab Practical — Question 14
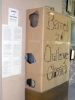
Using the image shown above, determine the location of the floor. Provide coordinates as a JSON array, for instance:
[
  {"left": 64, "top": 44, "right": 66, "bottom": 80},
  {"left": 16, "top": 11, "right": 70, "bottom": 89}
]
[{"left": 68, "top": 83, "right": 75, "bottom": 100}]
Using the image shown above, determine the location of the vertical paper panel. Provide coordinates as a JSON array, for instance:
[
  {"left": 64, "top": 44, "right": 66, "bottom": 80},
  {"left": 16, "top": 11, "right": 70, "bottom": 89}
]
[
  {"left": 42, "top": 8, "right": 71, "bottom": 91},
  {"left": 26, "top": 7, "right": 71, "bottom": 92},
  {"left": 43, "top": 43, "right": 70, "bottom": 91}
]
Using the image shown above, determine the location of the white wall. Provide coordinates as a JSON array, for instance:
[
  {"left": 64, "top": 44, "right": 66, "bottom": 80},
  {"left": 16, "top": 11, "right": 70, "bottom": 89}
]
[
  {"left": 0, "top": 0, "right": 2, "bottom": 99},
  {"left": 23, "top": 0, "right": 62, "bottom": 12},
  {"left": 2, "top": 0, "right": 62, "bottom": 100}
]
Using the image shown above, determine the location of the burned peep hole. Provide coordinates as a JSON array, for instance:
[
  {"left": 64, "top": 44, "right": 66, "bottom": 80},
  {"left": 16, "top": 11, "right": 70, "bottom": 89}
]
[
  {"left": 29, "top": 11, "right": 39, "bottom": 28},
  {"left": 27, "top": 78, "right": 35, "bottom": 88},
  {"left": 53, "top": 72, "right": 56, "bottom": 78},
  {"left": 60, "top": 33, "right": 63, "bottom": 40},
  {"left": 61, "top": 35, "right": 63, "bottom": 40},
  {"left": 25, "top": 53, "right": 36, "bottom": 64}
]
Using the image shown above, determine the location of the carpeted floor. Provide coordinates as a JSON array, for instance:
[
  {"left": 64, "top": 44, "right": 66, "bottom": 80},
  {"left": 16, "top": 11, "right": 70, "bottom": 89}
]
[{"left": 68, "top": 83, "right": 75, "bottom": 100}]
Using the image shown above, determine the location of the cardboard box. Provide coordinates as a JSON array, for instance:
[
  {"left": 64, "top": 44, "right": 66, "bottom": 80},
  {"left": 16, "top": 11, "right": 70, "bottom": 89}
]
[{"left": 25, "top": 7, "right": 71, "bottom": 92}]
